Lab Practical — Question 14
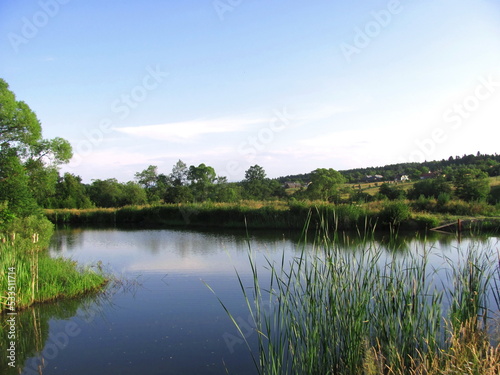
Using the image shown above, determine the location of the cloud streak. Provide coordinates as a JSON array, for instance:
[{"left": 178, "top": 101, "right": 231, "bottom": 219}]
[{"left": 114, "top": 116, "right": 268, "bottom": 142}]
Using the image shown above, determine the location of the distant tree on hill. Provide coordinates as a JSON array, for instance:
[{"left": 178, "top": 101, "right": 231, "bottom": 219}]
[
  {"left": 452, "top": 167, "right": 490, "bottom": 202},
  {"left": 306, "top": 168, "right": 345, "bottom": 202},
  {"left": 378, "top": 183, "right": 406, "bottom": 200},
  {"left": 407, "top": 177, "right": 452, "bottom": 200}
]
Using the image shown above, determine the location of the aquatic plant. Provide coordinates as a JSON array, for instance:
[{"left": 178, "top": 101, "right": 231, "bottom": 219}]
[{"left": 212, "top": 218, "right": 500, "bottom": 374}]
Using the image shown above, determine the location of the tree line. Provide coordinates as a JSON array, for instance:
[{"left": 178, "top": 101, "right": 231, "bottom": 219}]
[
  {"left": 1, "top": 77, "right": 498, "bottom": 221},
  {"left": 281, "top": 152, "right": 500, "bottom": 184}
]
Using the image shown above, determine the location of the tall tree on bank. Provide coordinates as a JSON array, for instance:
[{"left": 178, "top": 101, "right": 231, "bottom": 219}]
[
  {"left": 0, "top": 78, "right": 72, "bottom": 216},
  {"left": 135, "top": 165, "right": 169, "bottom": 203},
  {"left": 187, "top": 163, "right": 217, "bottom": 202},
  {"left": 242, "top": 165, "right": 280, "bottom": 200},
  {"left": 164, "top": 160, "right": 192, "bottom": 203}
]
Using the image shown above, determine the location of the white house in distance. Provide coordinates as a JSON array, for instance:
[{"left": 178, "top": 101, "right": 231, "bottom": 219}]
[{"left": 394, "top": 174, "right": 410, "bottom": 182}]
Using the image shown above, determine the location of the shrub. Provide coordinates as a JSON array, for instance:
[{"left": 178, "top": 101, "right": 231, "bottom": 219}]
[
  {"left": 437, "top": 192, "right": 451, "bottom": 206},
  {"left": 379, "top": 201, "right": 411, "bottom": 226}
]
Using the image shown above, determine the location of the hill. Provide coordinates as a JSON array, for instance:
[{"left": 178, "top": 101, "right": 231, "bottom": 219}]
[{"left": 278, "top": 152, "right": 500, "bottom": 184}]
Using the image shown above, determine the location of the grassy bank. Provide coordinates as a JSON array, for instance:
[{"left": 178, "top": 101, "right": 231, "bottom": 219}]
[
  {"left": 213, "top": 223, "right": 500, "bottom": 374},
  {"left": 0, "top": 216, "right": 107, "bottom": 314},
  {"left": 45, "top": 200, "right": 500, "bottom": 234}
]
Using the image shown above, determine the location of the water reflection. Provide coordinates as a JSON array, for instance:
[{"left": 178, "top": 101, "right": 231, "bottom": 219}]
[
  {"left": 3, "top": 228, "right": 498, "bottom": 375},
  {"left": 0, "top": 291, "right": 108, "bottom": 375}
]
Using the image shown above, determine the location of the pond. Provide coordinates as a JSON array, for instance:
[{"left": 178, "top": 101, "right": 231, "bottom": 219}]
[{"left": 2, "top": 228, "right": 500, "bottom": 375}]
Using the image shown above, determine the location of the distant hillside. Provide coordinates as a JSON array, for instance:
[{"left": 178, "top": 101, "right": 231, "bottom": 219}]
[{"left": 278, "top": 152, "right": 500, "bottom": 184}]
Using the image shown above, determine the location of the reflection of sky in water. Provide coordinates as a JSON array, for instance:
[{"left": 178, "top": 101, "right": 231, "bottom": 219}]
[
  {"left": 11, "top": 229, "right": 498, "bottom": 375},
  {"left": 49, "top": 228, "right": 297, "bottom": 276}
]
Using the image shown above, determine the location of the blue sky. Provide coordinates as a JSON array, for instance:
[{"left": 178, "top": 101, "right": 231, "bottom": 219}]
[{"left": 1, "top": 0, "right": 499, "bottom": 182}]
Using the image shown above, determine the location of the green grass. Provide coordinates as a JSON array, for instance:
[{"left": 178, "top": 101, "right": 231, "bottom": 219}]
[
  {"left": 0, "top": 215, "right": 107, "bottom": 313},
  {"left": 0, "top": 242, "right": 106, "bottom": 313},
  {"left": 211, "top": 218, "right": 500, "bottom": 374}
]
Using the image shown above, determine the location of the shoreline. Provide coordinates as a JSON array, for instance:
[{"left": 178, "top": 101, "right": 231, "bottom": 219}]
[{"left": 45, "top": 202, "right": 500, "bottom": 234}]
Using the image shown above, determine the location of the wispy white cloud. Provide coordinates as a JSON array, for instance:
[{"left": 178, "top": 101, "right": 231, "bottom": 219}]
[{"left": 114, "top": 115, "right": 268, "bottom": 142}]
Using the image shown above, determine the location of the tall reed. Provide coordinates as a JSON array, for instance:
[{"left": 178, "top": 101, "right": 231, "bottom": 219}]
[{"left": 215, "top": 218, "right": 500, "bottom": 374}]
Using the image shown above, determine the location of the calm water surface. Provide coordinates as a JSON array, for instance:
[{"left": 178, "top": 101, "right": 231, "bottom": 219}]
[{"left": 5, "top": 228, "right": 500, "bottom": 375}]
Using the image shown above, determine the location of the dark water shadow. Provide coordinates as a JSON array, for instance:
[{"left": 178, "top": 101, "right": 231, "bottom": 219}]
[{"left": 0, "top": 284, "right": 122, "bottom": 375}]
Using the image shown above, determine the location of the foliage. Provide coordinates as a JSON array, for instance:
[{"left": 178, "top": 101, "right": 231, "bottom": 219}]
[
  {"left": 452, "top": 167, "right": 490, "bottom": 202},
  {"left": 51, "top": 173, "right": 94, "bottom": 209},
  {"left": 0, "top": 214, "right": 106, "bottom": 313},
  {"left": 187, "top": 163, "right": 217, "bottom": 201},
  {"left": 378, "top": 183, "right": 406, "bottom": 200},
  {"left": 88, "top": 178, "right": 147, "bottom": 207},
  {"left": 242, "top": 165, "right": 283, "bottom": 200},
  {"left": 306, "top": 168, "right": 346, "bottom": 201},
  {"left": 0, "top": 149, "right": 39, "bottom": 216},
  {"left": 379, "top": 201, "right": 411, "bottom": 227},
  {"left": 135, "top": 165, "right": 165, "bottom": 203},
  {"left": 408, "top": 177, "right": 452, "bottom": 200},
  {"left": 0, "top": 78, "right": 72, "bottom": 216}
]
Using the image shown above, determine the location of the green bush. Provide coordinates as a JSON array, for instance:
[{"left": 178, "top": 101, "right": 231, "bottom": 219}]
[
  {"left": 437, "top": 192, "right": 451, "bottom": 206},
  {"left": 379, "top": 201, "right": 411, "bottom": 226},
  {"left": 412, "top": 195, "right": 436, "bottom": 212},
  {"left": 413, "top": 214, "right": 441, "bottom": 230}
]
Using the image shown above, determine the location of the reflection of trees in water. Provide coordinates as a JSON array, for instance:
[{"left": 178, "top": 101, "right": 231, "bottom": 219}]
[
  {"left": 49, "top": 227, "right": 86, "bottom": 253},
  {"left": 0, "top": 291, "right": 108, "bottom": 375}
]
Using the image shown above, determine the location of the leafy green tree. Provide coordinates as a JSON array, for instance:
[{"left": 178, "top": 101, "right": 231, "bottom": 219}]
[
  {"left": 24, "top": 162, "right": 59, "bottom": 207},
  {"left": 407, "top": 177, "right": 452, "bottom": 200},
  {"left": 452, "top": 168, "right": 490, "bottom": 202},
  {"left": 52, "top": 173, "right": 93, "bottom": 209},
  {"left": 0, "top": 79, "right": 41, "bottom": 150},
  {"left": 306, "top": 168, "right": 346, "bottom": 201},
  {"left": 245, "top": 164, "right": 266, "bottom": 181},
  {"left": 187, "top": 163, "right": 217, "bottom": 201},
  {"left": 170, "top": 160, "right": 189, "bottom": 186},
  {"left": 212, "top": 180, "right": 242, "bottom": 202},
  {"left": 378, "top": 183, "right": 406, "bottom": 201},
  {"left": 0, "top": 78, "right": 72, "bottom": 216},
  {"left": 88, "top": 179, "right": 124, "bottom": 207},
  {"left": 0, "top": 149, "right": 39, "bottom": 216},
  {"left": 241, "top": 165, "right": 282, "bottom": 200},
  {"left": 164, "top": 160, "right": 192, "bottom": 203},
  {"left": 121, "top": 181, "right": 148, "bottom": 206},
  {"left": 135, "top": 165, "right": 166, "bottom": 203}
]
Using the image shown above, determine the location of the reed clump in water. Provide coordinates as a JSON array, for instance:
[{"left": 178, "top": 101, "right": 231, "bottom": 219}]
[{"left": 216, "top": 215, "right": 500, "bottom": 375}]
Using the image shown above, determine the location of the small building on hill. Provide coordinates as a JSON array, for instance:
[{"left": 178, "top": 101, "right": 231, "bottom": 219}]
[
  {"left": 365, "top": 175, "right": 383, "bottom": 183},
  {"left": 395, "top": 174, "right": 410, "bottom": 182},
  {"left": 283, "top": 182, "right": 305, "bottom": 189}
]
